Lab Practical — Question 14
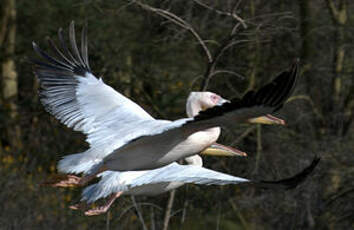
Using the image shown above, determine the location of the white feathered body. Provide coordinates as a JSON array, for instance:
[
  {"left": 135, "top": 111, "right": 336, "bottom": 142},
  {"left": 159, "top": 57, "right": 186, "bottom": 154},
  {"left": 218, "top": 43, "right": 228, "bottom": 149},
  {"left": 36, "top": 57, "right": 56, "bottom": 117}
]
[
  {"left": 81, "top": 157, "right": 249, "bottom": 204},
  {"left": 103, "top": 127, "right": 220, "bottom": 171}
]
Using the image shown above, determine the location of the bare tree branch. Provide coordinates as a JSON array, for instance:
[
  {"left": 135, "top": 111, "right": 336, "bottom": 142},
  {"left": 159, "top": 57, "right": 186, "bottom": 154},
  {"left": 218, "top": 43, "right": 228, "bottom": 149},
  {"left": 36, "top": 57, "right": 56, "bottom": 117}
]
[
  {"left": 131, "top": 196, "right": 148, "bottom": 230},
  {"left": 229, "top": 198, "right": 250, "bottom": 229},
  {"left": 150, "top": 206, "right": 156, "bottom": 230},
  {"left": 325, "top": 0, "right": 347, "bottom": 24},
  {"left": 163, "top": 189, "right": 176, "bottom": 230},
  {"left": 118, "top": 202, "right": 163, "bottom": 222},
  {"left": 180, "top": 200, "right": 188, "bottom": 227},
  {"left": 231, "top": 126, "right": 257, "bottom": 145},
  {"left": 193, "top": 0, "right": 247, "bottom": 29},
  {"left": 287, "top": 95, "right": 325, "bottom": 122},
  {"left": 106, "top": 210, "right": 111, "bottom": 230},
  {"left": 210, "top": 70, "right": 244, "bottom": 79},
  {"left": 133, "top": 0, "right": 248, "bottom": 92},
  {"left": 134, "top": 1, "right": 245, "bottom": 91},
  {"left": 325, "top": 0, "right": 339, "bottom": 20},
  {"left": 252, "top": 124, "right": 262, "bottom": 175},
  {"left": 200, "top": 29, "right": 249, "bottom": 91},
  {"left": 134, "top": 0, "right": 212, "bottom": 63}
]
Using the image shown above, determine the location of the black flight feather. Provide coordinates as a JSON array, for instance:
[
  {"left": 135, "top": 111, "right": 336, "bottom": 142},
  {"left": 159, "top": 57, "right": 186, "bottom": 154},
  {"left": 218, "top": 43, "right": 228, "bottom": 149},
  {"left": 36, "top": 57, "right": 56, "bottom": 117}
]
[
  {"left": 252, "top": 156, "right": 320, "bottom": 190},
  {"left": 32, "top": 22, "right": 92, "bottom": 132},
  {"left": 192, "top": 60, "right": 299, "bottom": 122},
  {"left": 69, "top": 21, "right": 86, "bottom": 68}
]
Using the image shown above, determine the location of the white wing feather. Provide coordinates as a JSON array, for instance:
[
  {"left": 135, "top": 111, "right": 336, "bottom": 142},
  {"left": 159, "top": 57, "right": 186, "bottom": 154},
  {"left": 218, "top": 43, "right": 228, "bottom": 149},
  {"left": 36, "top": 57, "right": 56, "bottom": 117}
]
[
  {"left": 75, "top": 73, "right": 153, "bottom": 135},
  {"left": 131, "top": 162, "right": 250, "bottom": 186},
  {"left": 34, "top": 23, "right": 298, "bottom": 174},
  {"left": 33, "top": 24, "right": 183, "bottom": 173},
  {"left": 81, "top": 163, "right": 249, "bottom": 203}
]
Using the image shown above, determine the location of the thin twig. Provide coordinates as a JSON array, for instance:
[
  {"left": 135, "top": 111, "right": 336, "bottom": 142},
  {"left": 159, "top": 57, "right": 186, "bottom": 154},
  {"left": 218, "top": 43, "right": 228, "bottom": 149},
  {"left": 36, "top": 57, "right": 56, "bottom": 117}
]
[
  {"left": 193, "top": 0, "right": 247, "bottom": 28},
  {"left": 180, "top": 200, "right": 188, "bottom": 228},
  {"left": 163, "top": 189, "right": 176, "bottom": 230},
  {"left": 200, "top": 31, "right": 251, "bottom": 91},
  {"left": 133, "top": 0, "right": 248, "bottom": 92},
  {"left": 210, "top": 70, "right": 245, "bottom": 79},
  {"left": 106, "top": 210, "right": 111, "bottom": 230},
  {"left": 216, "top": 203, "right": 221, "bottom": 230},
  {"left": 131, "top": 196, "right": 148, "bottom": 230},
  {"left": 140, "top": 89, "right": 168, "bottom": 119},
  {"left": 287, "top": 94, "right": 325, "bottom": 121},
  {"left": 134, "top": 0, "right": 212, "bottom": 63},
  {"left": 118, "top": 202, "right": 163, "bottom": 222},
  {"left": 252, "top": 124, "right": 262, "bottom": 175},
  {"left": 150, "top": 206, "right": 155, "bottom": 230},
  {"left": 231, "top": 126, "right": 257, "bottom": 145},
  {"left": 229, "top": 198, "right": 250, "bottom": 230},
  {"left": 325, "top": 188, "right": 354, "bottom": 207}
]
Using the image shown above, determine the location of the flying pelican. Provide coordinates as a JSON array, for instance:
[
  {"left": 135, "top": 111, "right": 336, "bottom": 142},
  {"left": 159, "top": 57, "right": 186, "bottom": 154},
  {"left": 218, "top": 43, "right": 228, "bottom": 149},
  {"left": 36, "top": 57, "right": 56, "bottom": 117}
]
[
  {"left": 77, "top": 154, "right": 319, "bottom": 216},
  {"left": 43, "top": 90, "right": 281, "bottom": 189},
  {"left": 66, "top": 91, "right": 284, "bottom": 216},
  {"left": 32, "top": 22, "right": 298, "bottom": 186},
  {"left": 70, "top": 92, "right": 285, "bottom": 216}
]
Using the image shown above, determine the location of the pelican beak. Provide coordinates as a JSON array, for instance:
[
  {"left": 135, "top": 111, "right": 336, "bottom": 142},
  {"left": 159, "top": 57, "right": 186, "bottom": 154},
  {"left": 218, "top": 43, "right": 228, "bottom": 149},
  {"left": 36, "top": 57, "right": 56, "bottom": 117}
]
[
  {"left": 201, "top": 143, "right": 247, "bottom": 157},
  {"left": 217, "top": 98, "right": 230, "bottom": 106},
  {"left": 248, "top": 114, "right": 285, "bottom": 125}
]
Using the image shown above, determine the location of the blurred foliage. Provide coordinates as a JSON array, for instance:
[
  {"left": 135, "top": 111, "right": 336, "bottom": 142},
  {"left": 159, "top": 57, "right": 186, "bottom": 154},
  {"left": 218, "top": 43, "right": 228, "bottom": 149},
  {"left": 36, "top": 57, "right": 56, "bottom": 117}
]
[{"left": 0, "top": 0, "right": 353, "bottom": 229}]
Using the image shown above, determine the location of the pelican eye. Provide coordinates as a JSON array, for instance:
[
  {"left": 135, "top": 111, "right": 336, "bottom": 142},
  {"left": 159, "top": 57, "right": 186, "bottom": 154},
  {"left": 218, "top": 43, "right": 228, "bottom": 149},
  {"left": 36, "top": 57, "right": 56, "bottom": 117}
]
[{"left": 210, "top": 94, "right": 220, "bottom": 103}]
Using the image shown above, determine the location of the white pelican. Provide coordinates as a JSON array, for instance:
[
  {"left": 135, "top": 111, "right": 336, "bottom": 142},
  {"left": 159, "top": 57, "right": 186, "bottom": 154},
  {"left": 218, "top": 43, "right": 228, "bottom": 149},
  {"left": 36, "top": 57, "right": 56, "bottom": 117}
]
[
  {"left": 77, "top": 154, "right": 319, "bottom": 216},
  {"left": 32, "top": 22, "right": 299, "bottom": 186},
  {"left": 61, "top": 91, "right": 284, "bottom": 215}
]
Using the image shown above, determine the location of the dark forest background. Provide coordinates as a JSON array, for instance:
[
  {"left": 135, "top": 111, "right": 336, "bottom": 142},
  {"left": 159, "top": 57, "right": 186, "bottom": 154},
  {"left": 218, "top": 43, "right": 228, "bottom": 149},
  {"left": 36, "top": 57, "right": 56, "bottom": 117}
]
[{"left": 0, "top": 0, "right": 353, "bottom": 229}]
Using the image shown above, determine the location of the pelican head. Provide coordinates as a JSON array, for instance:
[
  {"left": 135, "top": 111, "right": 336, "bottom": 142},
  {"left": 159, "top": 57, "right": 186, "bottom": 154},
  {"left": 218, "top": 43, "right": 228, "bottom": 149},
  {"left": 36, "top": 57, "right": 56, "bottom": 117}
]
[
  {"left": 186, "top": 92, "right": 229, "bottom": 117},
  {"left": 186, "top": 91, "right": 285, "bottom": 158},
  {"left": 186, "top": 91, "right": 285, "bottom": 125},
  {"left": 186, "top": 91, "right": 245, "bottom": 157}
]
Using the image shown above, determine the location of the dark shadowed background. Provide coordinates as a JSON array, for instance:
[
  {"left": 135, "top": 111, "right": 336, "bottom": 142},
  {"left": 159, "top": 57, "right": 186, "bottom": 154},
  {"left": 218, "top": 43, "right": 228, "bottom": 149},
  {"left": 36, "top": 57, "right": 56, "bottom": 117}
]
[{"left": 0, "top": 0, "right": 353, "bottom": 229}]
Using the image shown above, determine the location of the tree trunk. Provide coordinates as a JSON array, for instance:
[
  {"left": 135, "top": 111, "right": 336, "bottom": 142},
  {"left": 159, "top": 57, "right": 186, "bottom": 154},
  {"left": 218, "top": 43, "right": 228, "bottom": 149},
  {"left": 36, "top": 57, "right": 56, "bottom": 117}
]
[
  {"left": 325, "top": 0, "right": 347, "bottom": 135},
  {"left": 1, "top": 0, "right": 20, "bottom": 148},
  {"left": 298, "top": 0, "right": 314, "bottom": 89},
  {"left": 247, "top": 0, "right": 260, "bottom": 91},
  {"left": 297, "top": 0, "right": 326, "bottom": 138}
]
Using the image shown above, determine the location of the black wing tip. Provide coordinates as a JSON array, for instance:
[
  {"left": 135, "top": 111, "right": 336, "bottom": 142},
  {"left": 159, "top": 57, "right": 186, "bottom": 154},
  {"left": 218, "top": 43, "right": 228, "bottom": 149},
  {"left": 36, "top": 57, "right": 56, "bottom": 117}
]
[
  {"left": 258, "top": 156, "right": 320, "bottom": 190},
  {"left": 289, "top": 58, "right": 300, "bottom": 79},
  {"left": 288, "top": 58, "right": 300, "bottom": 79},
  {"left": 190, "top": 60, "right": 300, "bottom": 123},
  {"left": 33, "top": 21, "right": 91, "bottom": 76}
]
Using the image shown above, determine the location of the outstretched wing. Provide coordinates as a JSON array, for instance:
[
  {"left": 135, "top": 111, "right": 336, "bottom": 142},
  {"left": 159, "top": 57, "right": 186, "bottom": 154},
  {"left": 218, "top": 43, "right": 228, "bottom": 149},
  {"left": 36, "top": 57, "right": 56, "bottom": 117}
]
[
  {"left": 80, "top": 163, "right": 249, "bottom": 203},
  {"left": 81, "top": 156, "right": 319, "bottom": 203},
  {"left": 131, "top": 162, "right": 250, "bottom": 186},
  {"left": 131, "top": 156, "right": 319, "bottom": 189},
  {"left": 32, "top": 22, "right": 155, "bottom": 152},
  {"left": 184, "top": 60, "right": 299, "bottom": 132}
]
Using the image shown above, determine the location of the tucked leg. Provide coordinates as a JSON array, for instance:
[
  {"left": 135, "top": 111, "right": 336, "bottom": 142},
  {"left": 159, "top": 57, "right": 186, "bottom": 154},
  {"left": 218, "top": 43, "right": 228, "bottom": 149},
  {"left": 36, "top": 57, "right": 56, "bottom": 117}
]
[
  {"left": 69, "top": 202, "right": 88, "bottom": 211},
  {"left": 42, "top": 174, "right": 81, "bottom": 187},
  {"left": 84, "top": 192, "right": 123, "bottom": 216}
]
